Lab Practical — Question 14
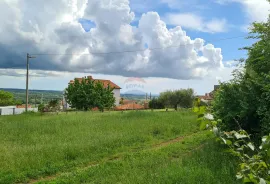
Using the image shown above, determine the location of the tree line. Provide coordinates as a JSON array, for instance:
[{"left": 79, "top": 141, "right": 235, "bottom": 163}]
[{"left": 149, "top": 89, "right": 195, "bottom": 110}]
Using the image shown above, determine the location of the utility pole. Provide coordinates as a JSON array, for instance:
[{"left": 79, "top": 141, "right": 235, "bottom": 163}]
[{"left": 25, "top": 53, "right": 36, "bottom": 112}]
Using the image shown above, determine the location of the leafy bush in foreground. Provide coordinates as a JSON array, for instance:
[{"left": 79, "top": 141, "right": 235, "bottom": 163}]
[
  {"left": 194, "top": 100, "right": 270, "bottom": 184},
  {"left": 213, "top": 9, "right": 270, "bottom": 139}
]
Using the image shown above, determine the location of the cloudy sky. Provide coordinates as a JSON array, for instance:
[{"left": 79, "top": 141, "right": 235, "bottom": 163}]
[{"left": 0, "top": 0, "right": 269, "bottom": 95}]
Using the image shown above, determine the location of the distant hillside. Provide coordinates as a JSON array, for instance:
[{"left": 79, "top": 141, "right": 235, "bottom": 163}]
[
  {"left": 121, "top": 93, "right": 159, "bottom": 101},
  {"left": 0, "top": 88, "right": 63, "bottom": 105},
  {"left": 0, "top": 88, "right": 62, "bottom": 93},
  {"left": 0, "top": 88, "right": 159, "bottom": 104}
]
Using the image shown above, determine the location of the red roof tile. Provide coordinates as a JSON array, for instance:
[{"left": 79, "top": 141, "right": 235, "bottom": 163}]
[
  {"left": 115, "top": 103, "right": 145, "bottom": 110},
  {"left": 16, "top": 105, "right": 32, "bottom": 108},
  {"left": 94, "top": 79, "right": 121, "bottom": 89},
  {"left": 69, "top": 76, "right": 121, "bottom": 89}
]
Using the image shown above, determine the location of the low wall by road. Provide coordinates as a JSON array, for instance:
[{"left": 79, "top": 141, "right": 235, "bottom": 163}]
[{"left": 0, "top": 106, "right": 38, "bottom": 115}]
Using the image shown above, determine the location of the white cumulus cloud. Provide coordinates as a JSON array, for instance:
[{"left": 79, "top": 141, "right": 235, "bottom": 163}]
[
  {"left": 0, "top": 0, "right": 223, "bottom": 80},
  {"left": 164, "top": 13, "right": 228, "bottom": 33},
  {"left": 215, "top": 0, "right": 270, "bottom": 23}
]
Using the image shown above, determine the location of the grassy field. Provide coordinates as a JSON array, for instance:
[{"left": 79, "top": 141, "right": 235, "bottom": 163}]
[{"left": 0, "top": 111, "right": 239, "bottom": 184}]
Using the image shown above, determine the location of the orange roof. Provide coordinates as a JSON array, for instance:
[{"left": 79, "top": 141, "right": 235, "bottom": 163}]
[
  {"left": 94, "top": 79, "right": 121, "bottom": 89},
  {"left": 16, "top": 105, "right": 32, "bottom": 108},
  {"left": 115, "top": 103, "right": 145, "bottom": 110},
  {"left": 69, "top": 76, "right": 121, "bottom": 89}
]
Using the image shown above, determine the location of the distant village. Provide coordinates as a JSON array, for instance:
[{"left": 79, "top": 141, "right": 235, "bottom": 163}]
[{"left": 0, "top": 75, "right": 220, "bottom": 115}]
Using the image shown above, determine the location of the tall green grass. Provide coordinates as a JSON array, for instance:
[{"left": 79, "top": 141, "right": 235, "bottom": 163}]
[
  {"left": 41, "top": 132, "right": 240, "bottom": 184},
  {"left": 0, "top": 111, "right": 199, "bottom": 183}
]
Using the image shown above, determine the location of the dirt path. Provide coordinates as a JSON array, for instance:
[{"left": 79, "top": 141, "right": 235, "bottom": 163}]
[
  {"left": 151, "top": 131, "right": 199, "bottom": 149},
  {"left": 28, "top": 131, "right": 203, "bottom": 184}
]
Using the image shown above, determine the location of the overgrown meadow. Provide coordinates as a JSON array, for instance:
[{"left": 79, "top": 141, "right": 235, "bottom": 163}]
[{"left": 0, "top": 111, "right": 238, "bottom": 184}]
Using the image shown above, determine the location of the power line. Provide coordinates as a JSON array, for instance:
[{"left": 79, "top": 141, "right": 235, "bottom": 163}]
[{"left": 31, "top": 35, "right": 247, "bottom": 56}]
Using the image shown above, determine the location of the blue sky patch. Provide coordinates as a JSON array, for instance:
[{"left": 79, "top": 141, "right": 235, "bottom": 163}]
[
  {"left": 78, "top": 18, "right": 96, "bottom": 32},
  {"left": 129, "top": 0, "right": 253, "bottom": 61}
]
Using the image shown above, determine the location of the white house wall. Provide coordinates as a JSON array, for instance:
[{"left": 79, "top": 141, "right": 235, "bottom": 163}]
[
  {"left": 0, "top": 106, "right": 38, "bottom": 116},
  {"left": 113, "top": 89, "right": 120, "bottom": 106}
]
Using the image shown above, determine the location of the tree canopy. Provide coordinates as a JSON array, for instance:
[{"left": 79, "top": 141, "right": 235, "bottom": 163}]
[
  {"left": 0, "top": 90, "right": 21, "bottom": 106},
  {"left": 65, "top": 77, "right": 115, "bottom": 111},
  {"left": 149, "top": 97, "right": 164, "bottom": 109},
  {"left": 213, "top": 11, "right": 270, "bottom": 139},
  {"left": 150, "top": 89, "right": 195, "bottom": 110}
]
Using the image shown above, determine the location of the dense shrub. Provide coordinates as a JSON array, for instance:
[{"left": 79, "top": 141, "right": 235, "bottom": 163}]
[
  {"left": 149, "top": 98, "right": 165, "bottom": 109},
  {"left": 38, "top": 104, "right": 45, "bottom": 112},
  {"left": 46, "top": 99, "right": 61, "bottom": 112},
  {"left": 38, "top": 100, "right": 61, "bottom": 113},
  {"left": 194, "top": 103, "right": 270, "bottom": 184},
  {"left": 213, "top": 12, "right": 270, "bottom": 140},
  {"left": 213, "top": 77, "right": 261, "bottom": 138},
  {"left": 158, "top": 89, "right": 195, "bottom": 110}
]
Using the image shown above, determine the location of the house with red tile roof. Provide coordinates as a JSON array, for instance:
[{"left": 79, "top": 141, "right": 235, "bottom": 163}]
[
  {"left": 115, "top": 98, "right": 149, "bottom": 110},
  {"left": 197, "top": 85, "right": 221, "bottom": 102},
  {"left": 65, "top": 76, "right": 121, "bottom": 108},
  {"left": 198, "top": 93, "right": 213, "bottom": 102},
  {"left": 69, "top": 76, "right": 121, "bottom": 90},
  {"left": 115, "top": 103, "right": 145, "bottom": 111}
]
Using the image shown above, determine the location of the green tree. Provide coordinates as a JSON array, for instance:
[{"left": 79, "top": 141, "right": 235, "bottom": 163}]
[
  {"left": 94, "top": 82, "right": 115, "bottom": 112},
  {"left": 149, "top": 97, "right": 165, "bottom": 109},
  {"left": 158, "top": 89, "right": 195, "bottom": 110},
  {"left": 0, "top": 90, "right": 16, "bottom": 106},
  {"left": 158, "top": 90, "right": 172, "bottom": 108},
  {"left": 177, "top": 88, "right": 195, "bottom": 108},
  {"left": 213, "top": 5, "right": 270, "bottom": 139},
  {"left": 65, "top": 77, "right": 96, "bottom": 111},
  {"left": 65, "top": 77, "right": 115, "bottom": 111},
  {"left": 103, "top": 85, "right": 116, "bottom": 110}
]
